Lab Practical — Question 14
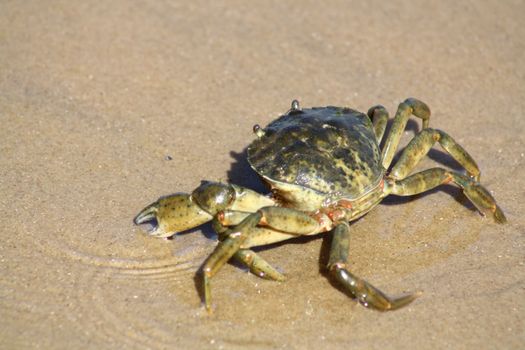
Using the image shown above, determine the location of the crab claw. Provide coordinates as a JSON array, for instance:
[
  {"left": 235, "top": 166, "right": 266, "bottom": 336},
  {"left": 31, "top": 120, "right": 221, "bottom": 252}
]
[
  {"left": 135, "top": 181, "right": 276, "bottom": 238},
  {"left": 134, "top": 193, "right": 212, "bottom": 238}
]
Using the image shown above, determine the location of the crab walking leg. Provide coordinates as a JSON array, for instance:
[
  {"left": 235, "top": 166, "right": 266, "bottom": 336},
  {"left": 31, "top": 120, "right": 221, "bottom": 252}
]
[
  {"left": 203, "top": 212, "right": 262, "bottom": 311},
  {"left": 327, "top": 222, "right": 420, "bottom": 311},
  {"left": 234, "top": 249, "right": 286, "bottom": 281},
  {"left": 390, "top": 128, "right": 480, "bottom": 181},
  {"left": 388, "top": 168, "right": 506, "bottom": 223},
  {"left": 381, "top": 98, "right": 431, "bottom": 169},
  {"left": 367, "top": 105, "right": 389, "bottom": 144},
  {"left": 211, "top": 210, "right": 286, "bottom": 281},
  {"left": 202, "top": 206, "right": 323, "bottom": 311}
]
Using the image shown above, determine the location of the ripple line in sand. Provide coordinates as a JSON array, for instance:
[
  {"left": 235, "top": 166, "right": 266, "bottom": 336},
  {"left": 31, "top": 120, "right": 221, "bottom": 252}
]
[
  {"left": 32, "top": 223, "right": 213, "bottom": 279},
  {"left": 76, "top": 254, "right": 198, "bottom": 282},
  {"left": 72, "top": 267, "right": 203, "bottom": 349},
  {"left": 56, "top": 242, "right": 207, "bottom": 282}
]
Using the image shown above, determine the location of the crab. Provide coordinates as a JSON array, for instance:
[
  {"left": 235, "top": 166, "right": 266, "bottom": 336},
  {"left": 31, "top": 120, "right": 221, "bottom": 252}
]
[{"left": 134, "top": 98, "right": 506, "bottom": 312}]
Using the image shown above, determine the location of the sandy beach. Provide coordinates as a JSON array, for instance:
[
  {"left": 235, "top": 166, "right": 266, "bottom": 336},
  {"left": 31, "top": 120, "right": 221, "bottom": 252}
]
[{"left": 1, "top": 1, "right": 524, "bottom": 349}]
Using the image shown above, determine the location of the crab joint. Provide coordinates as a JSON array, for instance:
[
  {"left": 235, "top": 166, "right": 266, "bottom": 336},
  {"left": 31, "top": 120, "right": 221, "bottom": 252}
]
[
  {"left": 328, "top": 209, "right": 346, "bottom": 222},
  {"left": 337, "top": 199, "right": 353, "bottom": 209}
]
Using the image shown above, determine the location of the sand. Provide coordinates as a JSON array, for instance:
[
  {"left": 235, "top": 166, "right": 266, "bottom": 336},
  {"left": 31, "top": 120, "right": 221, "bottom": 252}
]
[{"left": 1, "top": 0, "right": 524, "bottom": 349}]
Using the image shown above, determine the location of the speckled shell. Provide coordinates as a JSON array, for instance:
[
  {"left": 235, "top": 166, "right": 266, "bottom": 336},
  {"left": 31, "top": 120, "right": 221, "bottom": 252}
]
[{"left": 247, "top": 106, "right": 383, "bottom": 199}]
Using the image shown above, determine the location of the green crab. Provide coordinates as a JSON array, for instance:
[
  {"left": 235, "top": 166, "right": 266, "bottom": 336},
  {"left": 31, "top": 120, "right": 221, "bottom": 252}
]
[{"left": 134, "top": 98, "right": 505, "bottom": 312}]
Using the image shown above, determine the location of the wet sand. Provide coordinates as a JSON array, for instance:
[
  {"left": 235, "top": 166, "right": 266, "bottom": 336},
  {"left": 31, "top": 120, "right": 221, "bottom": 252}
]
[{"left": 1, "top": 1, "right": 524, "bottom": 349}]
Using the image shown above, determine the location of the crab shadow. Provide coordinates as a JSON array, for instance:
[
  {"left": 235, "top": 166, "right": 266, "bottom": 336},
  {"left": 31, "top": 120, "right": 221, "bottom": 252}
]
[{"left": 226, "top": 149, "right": 268, "bottom": 193}]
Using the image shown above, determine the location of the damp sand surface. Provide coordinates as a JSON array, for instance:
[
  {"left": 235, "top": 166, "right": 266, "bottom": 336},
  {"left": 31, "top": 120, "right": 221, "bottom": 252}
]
[{"left": 1, "top": 1, "right": 524, "bottom": 349}]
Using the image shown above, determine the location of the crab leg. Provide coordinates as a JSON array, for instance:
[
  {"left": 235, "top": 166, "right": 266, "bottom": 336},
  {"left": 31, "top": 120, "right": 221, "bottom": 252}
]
[
  {"left": 385, "top": 125, "right": 505, "bottom": 222},
  {"left": 381, "top": 98, "right": 431, "bottom": 169},
  {"left": 203, "top": 212, "right": 262, "bottom": 312},
  {"left": 234, "top": 249, "right": 286, "bottom": 281},
  {"left": 390, "top": 128, "right": 480, "bottom": 181},
  {"left": 202, "top": 206, "right": 323, "bottom": 311},
  {"left": 210, "top": 209, "right": 287, "bottom": 281},
  {"left": 367, "top": 105, "right": 389, "bottom": 144},
  {"left": 211, "top": 211, "right": 286, "bottom": 281},
  {"left": 388, "top": 168, "right": 506, "bottom": 223},
  {"left": 327, "top": 222, "right": 420, "bottom": 311}
]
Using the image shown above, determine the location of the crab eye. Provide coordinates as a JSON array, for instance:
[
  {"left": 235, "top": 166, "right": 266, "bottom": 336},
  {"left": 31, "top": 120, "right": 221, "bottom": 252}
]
[{"left": 253, "top": 124, "right": 265, "bottom": 138}]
